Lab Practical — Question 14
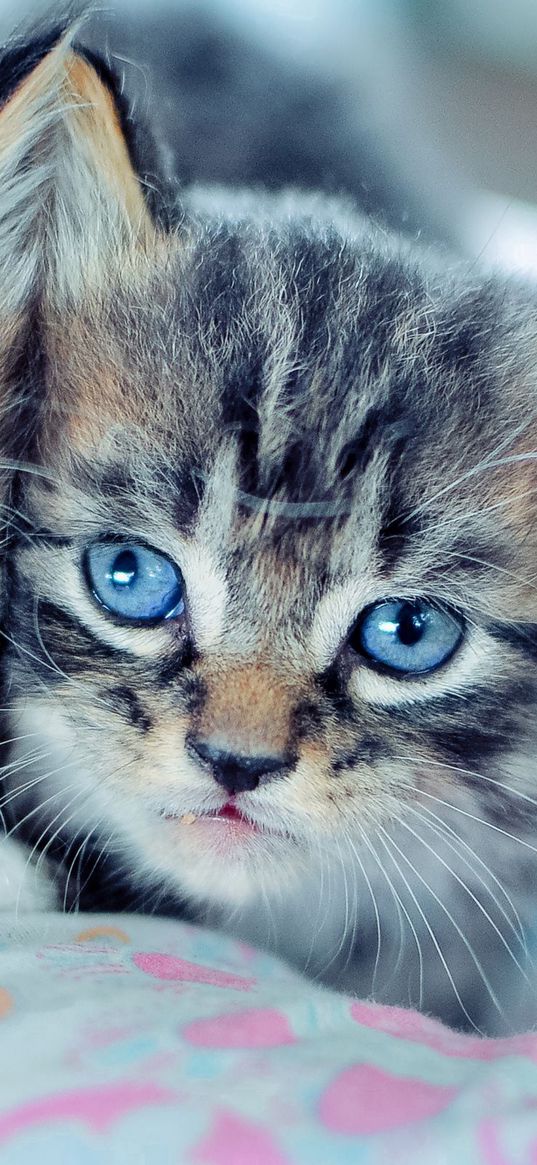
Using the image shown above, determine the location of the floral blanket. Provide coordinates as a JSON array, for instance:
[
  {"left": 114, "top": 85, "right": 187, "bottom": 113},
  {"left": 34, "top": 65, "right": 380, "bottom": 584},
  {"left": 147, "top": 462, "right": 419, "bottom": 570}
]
[{"left": 0, "top": 913, "right": 535, "bottom": 1163}]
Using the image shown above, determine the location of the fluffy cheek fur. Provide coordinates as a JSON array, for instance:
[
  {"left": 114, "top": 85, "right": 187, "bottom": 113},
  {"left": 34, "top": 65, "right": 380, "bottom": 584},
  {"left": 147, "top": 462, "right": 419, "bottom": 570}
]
[
  {"left": 4, "top": 681, "right": 387, "bottom": 904},
  {"left": 4, "top": 674, "right": 509, "bottom": 913},
  {"left": 7, "top": 695, "right": 310, "bottom": 907}
]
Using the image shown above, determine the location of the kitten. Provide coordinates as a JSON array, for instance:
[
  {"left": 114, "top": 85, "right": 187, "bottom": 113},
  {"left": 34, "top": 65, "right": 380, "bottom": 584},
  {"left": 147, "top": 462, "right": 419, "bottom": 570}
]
[{"left": 1, "top": 22, "right": 537, "bottom": 1033}]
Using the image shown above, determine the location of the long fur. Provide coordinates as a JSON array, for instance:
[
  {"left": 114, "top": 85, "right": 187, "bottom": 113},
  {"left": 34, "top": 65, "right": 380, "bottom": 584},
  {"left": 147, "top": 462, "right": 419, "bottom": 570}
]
[{"left": 0, "top": 21, "right": 537, "bottom": 1033}]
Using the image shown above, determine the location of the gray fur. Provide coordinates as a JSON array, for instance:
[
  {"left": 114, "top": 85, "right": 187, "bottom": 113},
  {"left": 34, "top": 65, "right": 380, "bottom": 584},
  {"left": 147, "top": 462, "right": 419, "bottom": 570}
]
[{"left": 1, "top": 27, "right": 537, "bottom": 1033}]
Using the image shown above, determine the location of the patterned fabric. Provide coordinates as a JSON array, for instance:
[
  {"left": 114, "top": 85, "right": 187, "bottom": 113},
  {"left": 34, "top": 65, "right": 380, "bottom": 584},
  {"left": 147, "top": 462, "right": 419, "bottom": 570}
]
[{"left": 0, "top": 913, "right": 535, "bottom": 1163}]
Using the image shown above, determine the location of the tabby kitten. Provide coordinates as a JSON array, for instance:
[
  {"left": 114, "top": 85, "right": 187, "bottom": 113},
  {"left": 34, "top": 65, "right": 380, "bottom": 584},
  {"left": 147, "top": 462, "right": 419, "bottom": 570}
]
[{"left": 1, "top": 24, "right": 537, "bottom": 1034}]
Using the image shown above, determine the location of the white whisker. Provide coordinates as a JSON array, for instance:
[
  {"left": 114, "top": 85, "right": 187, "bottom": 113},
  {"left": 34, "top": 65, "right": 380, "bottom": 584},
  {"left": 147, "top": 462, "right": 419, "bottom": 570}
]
[
  {"left": 394, "top": 753, "right": 537, "bottom": 814},
  {"left": 382, "top": 823, "right": 504, "bottom": 1021},
  {"left": 403, "top": 784, "right": 537, "bottom": 855},
  {"left": 344, "top": 832, "right": 382, "bottom": 992},
  {"left": 358, "top": 826, "right": 422, "bottom": 1007},
  {"left": 398, "top": 815, "right": 531, "bottom": 984},
  {"left": 378, "top": 824, "right": 484, "bottom": 1031},
  {"left": 408, "top": 802, "right": 527, "bottom": 952}
]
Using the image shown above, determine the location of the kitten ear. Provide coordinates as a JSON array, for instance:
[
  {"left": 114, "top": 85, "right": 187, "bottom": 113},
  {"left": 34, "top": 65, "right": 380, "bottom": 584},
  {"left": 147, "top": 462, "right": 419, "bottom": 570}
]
[{"left": 0, "top": 27, "right": 159, "bottom": 310}]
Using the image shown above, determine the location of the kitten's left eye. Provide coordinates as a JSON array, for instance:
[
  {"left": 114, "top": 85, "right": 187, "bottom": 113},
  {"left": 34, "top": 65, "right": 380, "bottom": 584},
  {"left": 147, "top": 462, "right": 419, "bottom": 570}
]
[
  {"left": 84, "top": 542, "right": 185, "bottom": 623},
  {"left": 350, "top": 599, "right": 464, "bottom": 675}
]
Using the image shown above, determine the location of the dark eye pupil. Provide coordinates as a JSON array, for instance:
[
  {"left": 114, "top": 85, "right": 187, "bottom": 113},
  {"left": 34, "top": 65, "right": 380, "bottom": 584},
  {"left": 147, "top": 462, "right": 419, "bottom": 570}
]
[
  {"left": 397, "top": 603, "right": 426, "bottom": 647},
  {"left": 110, "top": 549, "right": 137, "bottom": 588}
]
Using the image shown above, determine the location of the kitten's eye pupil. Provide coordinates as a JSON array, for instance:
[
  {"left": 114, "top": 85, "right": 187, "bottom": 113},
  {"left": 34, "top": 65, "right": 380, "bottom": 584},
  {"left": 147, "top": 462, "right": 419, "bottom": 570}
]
[
  {"left": 85, "top": 541, "right": 185, "bottom": 624},
  {"left": 352, "top": 598, "right": 463, "bottom": 676},
  {"left": 110, "top": 549, "right": 137, "bottom": 588},
  {"left": 396, "top": 603, "right": 425, "bottom": 647}
]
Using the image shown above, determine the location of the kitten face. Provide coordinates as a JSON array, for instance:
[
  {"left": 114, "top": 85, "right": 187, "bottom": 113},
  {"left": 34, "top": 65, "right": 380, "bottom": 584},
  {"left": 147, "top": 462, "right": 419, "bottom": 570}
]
[
  {"left": 2, "top": 29, "right": 537, "bottom": 1027},
  {"left": 8, "top": 226, "right": 537, "bottom": 905}
]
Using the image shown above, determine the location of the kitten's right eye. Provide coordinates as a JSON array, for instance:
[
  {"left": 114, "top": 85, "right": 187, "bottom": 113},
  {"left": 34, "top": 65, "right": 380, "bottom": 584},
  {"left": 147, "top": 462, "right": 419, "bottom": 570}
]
[{"left": 84, "top": 542, "right": 185, "bottom": 623}]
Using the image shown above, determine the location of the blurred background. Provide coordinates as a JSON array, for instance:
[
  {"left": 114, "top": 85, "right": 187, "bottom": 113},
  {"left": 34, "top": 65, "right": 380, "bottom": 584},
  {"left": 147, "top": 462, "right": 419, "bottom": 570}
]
[{"left": 1, "top": 0, "right": 537, "bottom": 273}]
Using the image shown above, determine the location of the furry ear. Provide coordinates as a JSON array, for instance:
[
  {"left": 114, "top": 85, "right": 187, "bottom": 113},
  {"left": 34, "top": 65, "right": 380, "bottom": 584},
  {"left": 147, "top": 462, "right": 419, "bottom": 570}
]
[{"left": 0, "top": 26, "right": 159, "bottom": 310}]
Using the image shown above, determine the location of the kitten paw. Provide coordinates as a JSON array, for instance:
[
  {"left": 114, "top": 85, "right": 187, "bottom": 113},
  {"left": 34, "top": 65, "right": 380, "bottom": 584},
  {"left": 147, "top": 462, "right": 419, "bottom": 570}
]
[{"left": 0, "top": 838, "right": 56, "bottom": 912}]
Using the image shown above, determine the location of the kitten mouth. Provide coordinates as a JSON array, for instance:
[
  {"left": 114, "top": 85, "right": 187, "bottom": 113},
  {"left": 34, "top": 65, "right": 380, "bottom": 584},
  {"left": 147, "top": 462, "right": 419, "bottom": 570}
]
[
  {"left": 213, "top": 802, "right": 256, "bottom": 826},
  {"left": 186, "top": 802, "right": 261, "bottom": 834},
  {"left": 163, "top": 801, "right": 280, "bottom": 839}
]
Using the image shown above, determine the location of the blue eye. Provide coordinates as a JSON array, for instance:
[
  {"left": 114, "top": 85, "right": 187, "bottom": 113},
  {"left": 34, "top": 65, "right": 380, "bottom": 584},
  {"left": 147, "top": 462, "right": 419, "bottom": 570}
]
[
  {"left": 85, "top": 542, "right": 185, "bottom": 623},
  {"left": 353, "top": 599, "right": 464, "bottom": 675}
]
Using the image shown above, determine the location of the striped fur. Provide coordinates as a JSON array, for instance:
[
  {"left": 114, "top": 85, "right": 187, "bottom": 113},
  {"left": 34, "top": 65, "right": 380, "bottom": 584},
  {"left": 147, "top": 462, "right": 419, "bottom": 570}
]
[{"left": 1, "top": 26, "right": 537, "bottom": 1030}]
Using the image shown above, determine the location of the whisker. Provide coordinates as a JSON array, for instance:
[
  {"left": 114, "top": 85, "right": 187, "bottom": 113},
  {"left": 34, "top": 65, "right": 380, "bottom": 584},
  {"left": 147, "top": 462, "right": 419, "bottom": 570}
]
[
  {"left": 32, "top": 601, "right": 127, "bottom": 716},
  {"left": 0, "top": 732, "right": 41, "bottom": 749},
  {"left": 12, "top": 779, "right": 90, "bottom": 920},
  {"left": 62, "top": 827, "right": 95, "bottom": 913},
  {"left": 7, "top": 777, "right": 81, "bottom": 844},
  {"left": 32, "top": 786, "right": 96, "bottom": 884},
  {"left": 421, "top": 483, "right": 537, "bottom": 537},
  {"left": 336, "top": 841, "right": 362, "bottom": 981},
  {"left": 66, "top": 821, "right": 122, "bottom": 914},
  {"left": 401, "top": 417, "right": 537, "bottom": 524},
  {"left": 398, "top": 815, "right": 531, "bottom": 984},
  {"left": 0, "top": 746, "right": 50, "bottom": 781},
  {"left": 377, "top": 824, "right": 484, "bottom": 1032},
  {"left": 344, "top": 833, "right": 382, "bottom": 993},
  {"left": 446, "top": 549, "right": 537, "bottom": 596},
  {"left": 408, "top": 802, "right": 527, "bottom": 951},
  {"left": 394, "top": 753, "right": 537, "bottom": 814},
  {"left": 302, "top": 837, "right": 338, "bottom": 975},
  {"left": 0, "top": 764, "right": 58, "bottom": 814},
  {"left": 0, "top": 752, "right": 57, "bottom": 814},
  {"left": 3, "top": 632, "right": 123, "bottom": 725},
  {"left": 322, "top": 836, "right": 353, "bottom": 974},
  {"left": 358, "top": 826, "right": 422, "bottom": 1007},
  {"left": 381, "top": 823, "right": 504, "bottom": 1021},
  {"left": 0, "top": 457, "right": 59, "bottom": 483},
  {"left": 402, "top": 783, "right": 537, "bottom": 856}
]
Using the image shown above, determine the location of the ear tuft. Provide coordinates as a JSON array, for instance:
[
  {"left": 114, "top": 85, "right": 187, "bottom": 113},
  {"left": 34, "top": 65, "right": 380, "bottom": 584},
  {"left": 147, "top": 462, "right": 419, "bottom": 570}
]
[{"left": 0, "top": 25, "right": 159, "bottom": 310}]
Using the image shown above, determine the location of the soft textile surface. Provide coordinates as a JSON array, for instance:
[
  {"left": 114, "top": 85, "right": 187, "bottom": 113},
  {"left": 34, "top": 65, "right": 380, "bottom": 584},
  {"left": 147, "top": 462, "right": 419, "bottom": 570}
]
[{"left": 0, "top": 915, "right": 535, "bottom": 1162}]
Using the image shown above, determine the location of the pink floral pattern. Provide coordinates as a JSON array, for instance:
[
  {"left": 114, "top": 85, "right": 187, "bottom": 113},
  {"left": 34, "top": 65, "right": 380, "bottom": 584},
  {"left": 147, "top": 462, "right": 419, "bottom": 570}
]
[{"left": 0, "top": 914, "right": 536, "bottom": 1162}]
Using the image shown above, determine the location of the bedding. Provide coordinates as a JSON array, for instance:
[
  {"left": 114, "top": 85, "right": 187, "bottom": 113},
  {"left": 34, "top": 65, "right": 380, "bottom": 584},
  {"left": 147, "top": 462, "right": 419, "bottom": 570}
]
[{"left": 0, "top": 912, "right": 534, "bottom": 1163}]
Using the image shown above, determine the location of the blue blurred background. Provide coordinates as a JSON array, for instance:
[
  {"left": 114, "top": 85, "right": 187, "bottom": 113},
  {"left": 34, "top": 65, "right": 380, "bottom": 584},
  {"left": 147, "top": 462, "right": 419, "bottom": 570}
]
[{"left": 2, "top": 0, "right": 537, "bottom": 273}]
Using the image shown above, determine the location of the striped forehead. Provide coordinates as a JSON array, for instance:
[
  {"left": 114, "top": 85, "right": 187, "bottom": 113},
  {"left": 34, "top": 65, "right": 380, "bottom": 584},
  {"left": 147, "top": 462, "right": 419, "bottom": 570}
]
[{"left": 30, "top": 213, "right": 530, "bottom": 622}]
